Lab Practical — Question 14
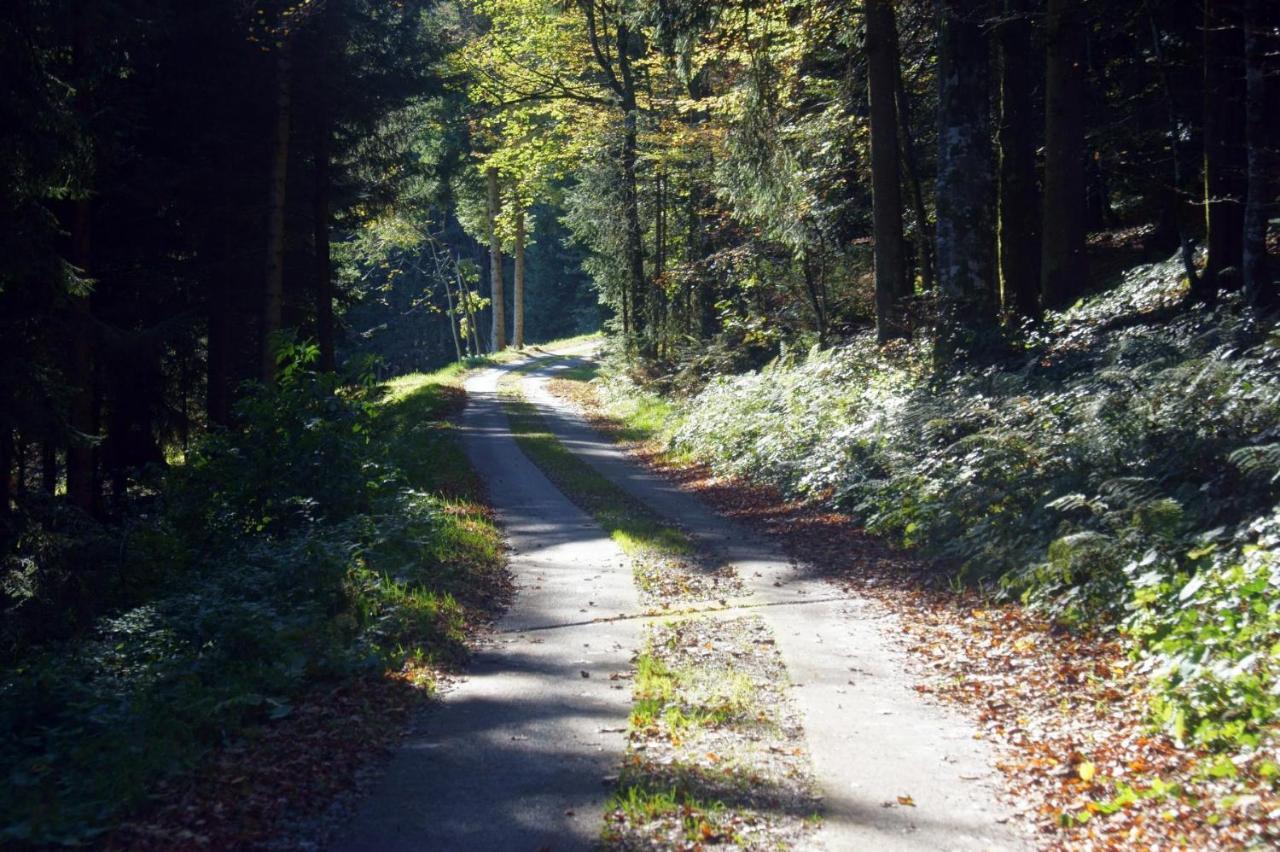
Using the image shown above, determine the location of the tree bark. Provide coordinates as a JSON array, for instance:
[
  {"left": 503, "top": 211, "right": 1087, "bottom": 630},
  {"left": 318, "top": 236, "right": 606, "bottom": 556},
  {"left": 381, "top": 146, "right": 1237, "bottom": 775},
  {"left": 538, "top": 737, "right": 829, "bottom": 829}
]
[
  {"left": 1242, "top": 0, "right": 1274, "bottom": 306},
  {"left": 314, "top": 97, "right": 335, "bottom": 371},
  {"left": 262, "top": 39, "right": 294, "bottom": 381},
  {"left": 513, "top": 201, "right": 526, "bottom": 348},
  {"left": 936, "top": 0, "right": 997, "bottom": 348},
  {"left": 997, "top": 0, "right": 1041, "bottom": 318},
  {"left": 1201, "top": 0, "right": 1247, "bottom": 300},
  {"left": 64, "top": 4, "right": 96, "bottom": 513},
  {"left": 866, "top": 0, "right": 910, "bottom": 342},
  {"left": 0, "top": 428, "right": 11, "bottom": 516},
  {"left": 896, "top": 71, "right": 934, "bottom": 293},
  {"left": 486, "top": 166, "right": 506, "bottom": 351},
  {"left": 1041, "top": 0, "right": 1088, "bottom": 310}
]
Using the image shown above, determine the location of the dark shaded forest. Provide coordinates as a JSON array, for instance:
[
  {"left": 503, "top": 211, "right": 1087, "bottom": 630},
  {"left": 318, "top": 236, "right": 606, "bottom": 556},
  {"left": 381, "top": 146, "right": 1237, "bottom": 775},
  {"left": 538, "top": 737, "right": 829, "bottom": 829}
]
[{"left": 2, "top": 0, "right": 1279, "bottom": 846}]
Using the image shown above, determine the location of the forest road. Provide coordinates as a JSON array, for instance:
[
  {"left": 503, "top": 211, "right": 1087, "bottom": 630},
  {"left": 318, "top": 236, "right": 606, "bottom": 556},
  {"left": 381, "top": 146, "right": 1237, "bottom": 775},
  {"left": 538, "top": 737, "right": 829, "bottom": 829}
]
[
  {"left": 329, "top": 365, "right": 642, "bottom": 851},
  {"left": 332, "top": 349, "right": 1025, "bottom": 851},
  {"left": 516, "top": 349, "right": 1028, "bottom": 851}
]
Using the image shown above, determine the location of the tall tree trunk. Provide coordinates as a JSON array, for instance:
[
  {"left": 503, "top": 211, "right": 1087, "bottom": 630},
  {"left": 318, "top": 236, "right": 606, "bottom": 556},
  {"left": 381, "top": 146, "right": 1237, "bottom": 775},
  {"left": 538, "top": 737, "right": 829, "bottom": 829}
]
[
  {"left": 513, "top": 201, "right": 526, "bottom": 348},
  {"left": 1242, "top": 0, "right": 1274, "bottom": 306},
  {"left": 896, "top": 73, "right": 934, "bottom": 293},
  {"left": 1041, "top": 0, "right": 1088, "bottom": 309},
  {"left": 64, "top": 5, "right": 96, "bottom": 513},
  {"left": 486, "top": 166, "right": 506, "bottom": 351},
  {"left": 867, "top": 0, "right": 910, "bottom": 342},
  {"left": 262, "top": 39, "right": 294, "bottom": 381},
  {"left": 621, "top": 106, "right": 645, "bottom": 339},
  {"left": 997, "top": 0, "right": 1041, "bottom": 318},
  {"left": 0, "top": 428, "right": 11, "bottom": 516},
  {"left": 617, "top": 21, "right": 646, "bottom": 342},
  {"left": 936, "top": 0, "right": 997, "bottom": 350},
  {"left": 1201, "top": 0, "right": 1248, "bottom": 300},
  {"left": 314, "top": 103, "right": 335, "bottom": 372},
  {"left": 441, "top": 260, "right": 464, "bottom": 361},
  {"left": 66, "top": 199, "right": 96, "bottom": 513}
]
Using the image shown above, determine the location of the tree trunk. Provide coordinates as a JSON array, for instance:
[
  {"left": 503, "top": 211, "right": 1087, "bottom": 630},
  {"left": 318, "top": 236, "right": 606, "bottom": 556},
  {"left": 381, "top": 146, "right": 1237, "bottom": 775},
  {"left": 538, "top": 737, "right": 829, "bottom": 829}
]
[
  {"left": 65, "top": 7, "right": 96, "bottom": 514},
  {"left": 0, "top": 428, "right": 11, "bottom": 516},
  {"left": 896, "top": 72, "right": 934, "bottom": 293},
  {"left": 441, "top": 260, "right": 464, "bottom": 361},
  {"left": 1201, "top": 0, "right": 1247, "bottom": 300},
  {"left": 513, "top": 201, "right": 526, "bottom": 348},
  {"left": 486, "top": 166, "right": 506, "bottom": 351},
  {"left": 936, "top": 0, "right": 997, "bottom": 349},
  {"left": 1041, "top": 0, "right": 1088, "bottom": 310},
  {"left": 617, "top": 21, "right": 646, "bottom": 342},
  {"left": 66, "top": 199, "right": 96, "bottom": 513},
  {"left": 997, "top": 0, "right": 1041, "bottom": 318},
  {"left": 314, "top": 104, "right": 335, "bottom": 372},
  {"left": 867, "top": 0, "right": 910, "bottom": 342},
  {"left": 621, "top": 107, "right": 645, "bottom": 339},
  {"left": 1242, "top": 0, "right": 1274, "bottom": 306},
  {"left": 262, "top": 39, "right": 294, "bottom": 381}
]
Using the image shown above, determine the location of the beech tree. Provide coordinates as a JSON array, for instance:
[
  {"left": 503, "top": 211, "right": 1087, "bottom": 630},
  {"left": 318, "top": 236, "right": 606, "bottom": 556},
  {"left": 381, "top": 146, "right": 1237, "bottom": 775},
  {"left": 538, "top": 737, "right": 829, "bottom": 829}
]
[
  {"left": 935, "top": 0, "right": 997, "bottom": 350},
  {"left": 997, "top": 0, "right": 1040, "bottom": 317},
  {"left": 866, "top": 0, "right": 910, "bottom": 342}
]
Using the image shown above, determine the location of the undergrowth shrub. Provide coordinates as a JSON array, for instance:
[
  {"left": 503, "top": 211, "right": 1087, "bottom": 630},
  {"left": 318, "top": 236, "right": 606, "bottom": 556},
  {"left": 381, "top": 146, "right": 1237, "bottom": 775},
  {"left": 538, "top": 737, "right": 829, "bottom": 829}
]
[
  {"left": 0, "top": 349, "right": 493, "bottom": 845},
  {"left": 655, "top": 255, "right": 1280, "bottom": 748}
]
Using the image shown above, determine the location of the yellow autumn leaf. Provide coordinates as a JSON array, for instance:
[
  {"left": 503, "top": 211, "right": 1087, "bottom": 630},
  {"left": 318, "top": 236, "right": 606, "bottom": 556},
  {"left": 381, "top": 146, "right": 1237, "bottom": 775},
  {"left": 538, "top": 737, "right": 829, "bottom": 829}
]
[{"left": 1078, "top": 761, "right": 1097, "bottom": 783}]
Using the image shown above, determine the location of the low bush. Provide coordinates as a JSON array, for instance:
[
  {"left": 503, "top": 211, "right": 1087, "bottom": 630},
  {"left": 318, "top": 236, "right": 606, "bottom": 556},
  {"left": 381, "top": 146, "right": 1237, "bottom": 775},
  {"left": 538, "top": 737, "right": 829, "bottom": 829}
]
[{"left": 0, "top": 349, "right": 500, "bottom": 845}]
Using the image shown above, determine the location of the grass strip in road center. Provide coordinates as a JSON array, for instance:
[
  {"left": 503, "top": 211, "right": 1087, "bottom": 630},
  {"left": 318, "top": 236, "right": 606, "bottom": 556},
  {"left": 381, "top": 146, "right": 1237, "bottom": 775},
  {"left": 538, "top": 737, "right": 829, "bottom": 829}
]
[
  {"left": 497, "top": 371, "right": 822, "bottom": 848},
  {"left": 499, "top": 376, "right": 692, "bottom": 558}
]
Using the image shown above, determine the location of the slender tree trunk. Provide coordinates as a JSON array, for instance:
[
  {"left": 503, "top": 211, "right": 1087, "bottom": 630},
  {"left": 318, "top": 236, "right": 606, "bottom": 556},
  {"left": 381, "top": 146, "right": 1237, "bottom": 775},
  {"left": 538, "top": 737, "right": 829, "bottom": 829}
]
[
  {"left": 441, "top": 262, "right": 464, "bottom": 361},
  {"left": 66, "top": 199, "right": 96, "bottom": 513},
  {"left": 621, "top": 110, "right": 645, "bottom": 338},
  {"left": 1242, "top": 0, "right": 1274, "bottom": 306},
  {"left": 65, "top": 7, "right": 96, "bottom": 513},
  {"left": 513, "top": 201, "right": 526, "bottom": 348},
  {"left": 15, "top": 438, "right": 27, "bottom": 496},
  {"left": 1145, "top": 5, "right": 1202, "bottom": 289},
  {"left": 0, "top": 428, "right": 12, "bottom": 516},
  {"left": 314, "top": 104, "right": 335, "bottom": 372},
  {"left": 998, "top": 0, "right": 1041, "bottom": 318},
  {"left": 896, "top": 73, "right": 934, "bottom": 293},
  {"left": 1041, "top": 0, "right": 1088, "bottom": 309},
  {"left": 486, "top": 166, "right": 506, "bottom": 351},
  {"left": 1201, "top": 0, "right": 1247, "bottom": 300},
  {"left": 936, "top": 0, "right": 997, "bottom": 350},
  {"left": 867, "top": 0, "right": 910, "bottom": 342},
  {"left": 262, "top": 39, "right": 294, "bottom": 380}
]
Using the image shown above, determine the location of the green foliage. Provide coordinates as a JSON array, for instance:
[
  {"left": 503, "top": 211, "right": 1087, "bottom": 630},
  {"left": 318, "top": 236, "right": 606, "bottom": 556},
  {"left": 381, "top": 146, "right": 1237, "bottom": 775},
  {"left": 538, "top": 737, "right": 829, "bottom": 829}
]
[
  {"left": 1127, "top": 509, "right": 1280, "bottom": 750},
  {"left": 646, "top": 262, "right": 1280, "bottom": 749},
  {"left": 0, "top": 352, "right": 501, "bottom": 846}
]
